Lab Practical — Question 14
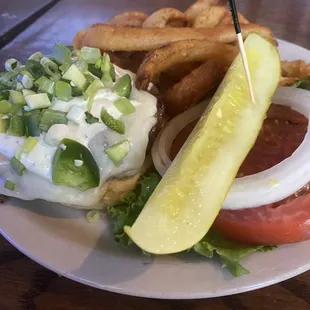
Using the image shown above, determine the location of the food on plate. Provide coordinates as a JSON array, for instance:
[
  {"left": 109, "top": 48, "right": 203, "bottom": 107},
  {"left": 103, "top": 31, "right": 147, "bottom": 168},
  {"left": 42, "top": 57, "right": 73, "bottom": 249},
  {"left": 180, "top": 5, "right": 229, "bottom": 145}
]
[
  {"left": 2, "top": 0, "right": 310, "bottom": 277},
  {"left": 135, "top": 39, "right": 238, "bottom": 89},
  {"left": 105, "top": 11, "right": 148, "bottom": 27},
  {"left": 125, "top": 33, "right": 281, "bottom": 254},
  {"left": 142, "top": 8, "right": 187, "bottom": 28},
  {"left": 0, "top": 45, "right": 159, "bottom": 209},
  {"left": 73, "top": 23, "right": 273, "bottom": 52}
]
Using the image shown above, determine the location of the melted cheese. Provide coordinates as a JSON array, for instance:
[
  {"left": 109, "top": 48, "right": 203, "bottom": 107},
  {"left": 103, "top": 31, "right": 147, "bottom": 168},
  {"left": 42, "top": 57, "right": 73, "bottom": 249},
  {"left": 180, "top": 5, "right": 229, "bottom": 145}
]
[{"left": 0, "top": 66, "right": 157, "bottom": 209}]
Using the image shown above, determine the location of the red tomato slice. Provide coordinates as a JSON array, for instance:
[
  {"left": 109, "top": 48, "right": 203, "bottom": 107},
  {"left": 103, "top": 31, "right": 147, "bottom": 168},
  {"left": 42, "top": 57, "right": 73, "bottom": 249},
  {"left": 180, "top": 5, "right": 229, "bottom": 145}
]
[{"left": 171, "top": 104, "right": 310, "bottom": 245}]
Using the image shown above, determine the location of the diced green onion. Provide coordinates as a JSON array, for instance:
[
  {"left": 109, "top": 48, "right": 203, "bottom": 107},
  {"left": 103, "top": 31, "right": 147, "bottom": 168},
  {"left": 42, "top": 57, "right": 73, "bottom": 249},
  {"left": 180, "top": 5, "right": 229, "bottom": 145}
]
[
  {"left": 62, "top": 64, "right": 88, "bottom": 91},
  {"left": 17, "top": 70, "right": 34, "bottom": 89},
  {"left": 95, "top": 57, "right": 102, "bottom": 69},
  {"left": 84, "top": 71, "right": 99, "bottom": 83},
  {"left": 25, "top": 93, "right": 51, "bottom": 110},
  {"left": 22, "top": 89, "right": 36, "bottom": 97},
  {"left": 114, "top": 74, "right": 132, "bottom": 98},
  {"left": 66, "top": 106, "right": 85, "bottom": 124},
  {"left": 0, "top": 71, "right": 18, "bottom": 88},
  {"left": 14, "top": 81, "right": 23, "bottom": 91},
  {"left": 39, "top": 109, "right": 67, "bottom": 131},
  {"left": 110, "top": 64, "right": 116, "bottom": 82},
  {"left": 80, "top": 47, "right": 101, "bottom": 64},
  {"left": 0, "top": 90, "right": 10, "bottom": 101},
  {"left": 9, "top": 90, "right": 26, "bottom": 105},
  {"left": 75, "top": 60, "right": 88, "bottom": 73},
  {"left": 55, "top": 80, "right": 72, "bottom": 101},
  {"left": 11, "top": 104, "right": 25, "bottom": 115},
  {"left": 101, "top": 108, "right": 125, "bottom": 134},
  {"left": 71, "top": 86, "right": 83, "bottom": 97},
  {"left": 49, "top": 73, "right": 61, "bottom": 82},
  {"left": 84, "top": 80, "right": 103, "bottom": 111},
  {"left": 85, "top": 111, "right": 99, "bottom": 124},
  {"left": 5, "top": 58, "right": 21, "bottom": 71},
  {"left": 37, "top": 77, "right": 54, "bottom": 95},
  {"left": 24, "top": 110, "right": 41, "bottom": 137},
  {"left": 100, "top": 53, "right": 113, "bottom": 87},
  {"left": 7, "top": 115, "right": 25, "bottom": 137},
  {"left": 40, "top": 57, "right": 59, "bottom": 76},
  {"left": 0, "top": 100, "right": 12, "bottom": 114},
  {"left": 23, "top": 136, "right": 38, "bottom": 152},
  {"left": 104, "top": 140, "right": 130, "bottom": 166},
  {"left": 10, "top": 157, "right": 26, "bottom": 176},
  {"left": 0, "top": 114, "right": 10, "bottom": 133},
  {"left": 88, "top": 64, "right": 102, "bottom": 79},
  {"left": 14, "top": 146, "right": 23, "bottom": 160},
  {"left": 114, "top": 98, "right": 135, "bottom": 115},
  {"left": 25, "top": 59, "right": 45, "bottom": 79},
  {"left": 86, "top": 210, "right": 101, "bottom": 223},
  {"left": 52, "top": 43, "right": 72, "bottom": 64},
  {"left": 4, "top": 179, "right": 15, "bottom": 191},
  {"left": 59, "top": 63, "right": 70, "bottom": 73},
  {"left": 28, "top": 52, "right": 43, "bottom": 62}
]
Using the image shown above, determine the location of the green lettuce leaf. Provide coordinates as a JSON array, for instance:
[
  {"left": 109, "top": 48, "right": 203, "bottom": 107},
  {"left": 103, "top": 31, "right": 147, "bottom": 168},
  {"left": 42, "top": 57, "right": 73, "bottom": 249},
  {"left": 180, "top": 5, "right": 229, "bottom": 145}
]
[
  {"left": 194, "top": 230, "right": 276, "bottom": 277},
  {"left": 107, "top": 172, "right": 276, "bottom": 277},
  {"left": 293, "top": 76, "right": 310, "bottom": 90}
]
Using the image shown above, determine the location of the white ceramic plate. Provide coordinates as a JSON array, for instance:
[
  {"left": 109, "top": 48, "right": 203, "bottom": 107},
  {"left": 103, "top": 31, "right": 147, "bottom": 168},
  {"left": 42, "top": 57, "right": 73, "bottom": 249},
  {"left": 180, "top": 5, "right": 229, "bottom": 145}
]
[{"left": 1, "top": 39, "right": 310, "bottom": 300}]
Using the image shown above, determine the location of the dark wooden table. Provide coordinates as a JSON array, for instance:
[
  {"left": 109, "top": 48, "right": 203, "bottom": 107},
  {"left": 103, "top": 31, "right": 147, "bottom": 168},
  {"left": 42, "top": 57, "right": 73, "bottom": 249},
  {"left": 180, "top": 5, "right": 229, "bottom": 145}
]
[{"left": 1, "top": 1, "right": 310, "bottom": 309}]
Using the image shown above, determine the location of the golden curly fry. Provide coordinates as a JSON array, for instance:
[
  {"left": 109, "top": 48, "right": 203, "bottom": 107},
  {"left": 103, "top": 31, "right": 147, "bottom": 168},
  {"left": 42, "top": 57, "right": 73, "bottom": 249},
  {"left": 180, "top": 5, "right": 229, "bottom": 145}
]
[
  {"left": 142, "top": 8, "right": 187, "bottom": 28},
  {"left": 192, "top": 6, "right": 228, "bottom": 28},
  {"left": 185, "top": 0, "right": 227, "bottom": 25},
  {"left": 164, "top": 59, "right": 226, "bottom": 116},
  {"left": 220, "top": 12, "right": 249, "bottom": 24},
  {"left": 135, "top": 39, "right": 238, "bottom": 90},
  {"left": 281, "top": 60, "right": 310, "bottom": 79},
  {"left": 78, "top": 24, "right": 273, "bottom": 51},
  {"left": 72, "top": 29, "right": 87, "bottom": 50},
  {"left": 279, "top": 77, "right": 298, "bottom": 87},
  {"left": 105, "top": 11, "right": 148, "bottom": 27}
]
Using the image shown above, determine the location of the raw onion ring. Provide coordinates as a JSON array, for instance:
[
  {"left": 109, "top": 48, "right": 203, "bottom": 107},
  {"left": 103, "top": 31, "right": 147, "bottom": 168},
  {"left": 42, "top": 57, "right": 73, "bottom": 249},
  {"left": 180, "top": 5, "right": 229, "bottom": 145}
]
[{"left": 152, "top": 87, "right": 310, "bottom": 210}]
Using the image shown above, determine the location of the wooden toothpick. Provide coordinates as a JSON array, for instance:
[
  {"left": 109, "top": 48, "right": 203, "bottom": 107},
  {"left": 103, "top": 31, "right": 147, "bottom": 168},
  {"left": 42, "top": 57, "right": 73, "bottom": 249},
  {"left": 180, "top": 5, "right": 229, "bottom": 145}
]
[{"left": 228, "top": 0, "right": 256, "bottom": 104}]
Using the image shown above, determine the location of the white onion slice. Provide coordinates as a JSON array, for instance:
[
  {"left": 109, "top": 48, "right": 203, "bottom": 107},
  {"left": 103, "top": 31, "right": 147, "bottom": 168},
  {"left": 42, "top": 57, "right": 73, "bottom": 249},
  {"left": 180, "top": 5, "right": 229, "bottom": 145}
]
[{"left": 151, "top": 87, "right": 310, "bottom": 210}]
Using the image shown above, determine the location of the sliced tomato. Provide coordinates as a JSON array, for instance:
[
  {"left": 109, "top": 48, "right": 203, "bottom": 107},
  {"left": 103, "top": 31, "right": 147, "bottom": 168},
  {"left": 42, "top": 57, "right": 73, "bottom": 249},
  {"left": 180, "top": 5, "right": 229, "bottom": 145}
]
[{"left": 171, "top": 104, "right": 310, "bottom": 245}]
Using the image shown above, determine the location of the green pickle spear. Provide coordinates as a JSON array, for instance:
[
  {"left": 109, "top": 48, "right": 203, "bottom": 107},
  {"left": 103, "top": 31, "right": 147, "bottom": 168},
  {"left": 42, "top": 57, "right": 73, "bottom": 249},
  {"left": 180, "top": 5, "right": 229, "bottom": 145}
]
[
  {"left": 52, "top": 138, "right": 100, "bottom": 191},
  {"left": 125, "top": 33, "right": 281, "bottom": 254}
]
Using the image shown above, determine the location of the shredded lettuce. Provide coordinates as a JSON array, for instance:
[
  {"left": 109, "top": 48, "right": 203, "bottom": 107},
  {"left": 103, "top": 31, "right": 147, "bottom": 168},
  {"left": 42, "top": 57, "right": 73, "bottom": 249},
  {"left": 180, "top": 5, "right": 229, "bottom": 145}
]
[{"left": 107, "top": 172, "right": 276, "bottom": 277}]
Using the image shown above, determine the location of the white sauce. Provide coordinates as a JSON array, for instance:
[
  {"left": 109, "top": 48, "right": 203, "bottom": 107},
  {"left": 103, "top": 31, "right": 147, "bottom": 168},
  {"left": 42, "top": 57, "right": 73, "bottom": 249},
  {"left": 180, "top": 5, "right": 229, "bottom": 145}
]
[{"left": 0, "top": 65, "right": 158, "bottom": 208}]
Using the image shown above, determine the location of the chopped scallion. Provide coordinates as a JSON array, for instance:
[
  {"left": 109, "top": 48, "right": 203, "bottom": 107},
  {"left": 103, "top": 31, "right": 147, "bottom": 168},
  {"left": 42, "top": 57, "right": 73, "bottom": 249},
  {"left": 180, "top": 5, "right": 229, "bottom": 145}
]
[
  {"left": 88, "top": 64, "right": 102, "bottom": 79},
  {"left": 5, "top": 58, "right": 21, "bottom": 71},
  {"left": 28, "top": 52, "right": 43, "bottom": 62},
  {"left": 114, "top": 74, "right": 132, "bottom": 98},
  {"left": 10, "top": 157, "right": 26, "bottom": 176},
  {"left": 80, "top": 47, "right": 101, "bottom": 64},
  {"left": 0, "top": 114, "right": 10, "bottom": 133},
  {"left": 52, "top": 43, "right": 72, "bottom": 64},
  {"left": 25, "top": 93, "right": 51, "bottom": 110},
  {"left": 62, "top": 64, "right": 88, "bottom": 91},
  {"left": 39, "top": 109, "right": 67, "bottom": 131},
  {"left": 104, "top": 140, "right": 130, "bottom": 166},
  {"left": 4, "top": 180, "right": 15, "bottom": 191},
  {"left": 17, "top": 70, "right": 34, "bottom": 89},
  {"left": 114, "top": 98, "right": 135, "bottom": 115},
  {"left": 6, "top": 115, "right": 25, "bottom": 137},
  {"left": 55, "top": 80, "right": 72, "bottom": 101},
  {"left": 25, "top": 59, "right": 45, "bottom": 79},
  {"left": 40, "top": 57, "right": 59, "bottom": 76},
  {"left": 9, "top": 90, "right": 26, "bottom": 105},
  {"left": 24, "top": 110, "right": 41, "bottom": 137},
  {"left": 23, "top": 136, "right": 38, "bottom": 152},
  {"left": 0, "top": 100, "right": 12, "bottom": 114},
  {"left": 0, "top": 90, "right": 10, "bottom": 101}
]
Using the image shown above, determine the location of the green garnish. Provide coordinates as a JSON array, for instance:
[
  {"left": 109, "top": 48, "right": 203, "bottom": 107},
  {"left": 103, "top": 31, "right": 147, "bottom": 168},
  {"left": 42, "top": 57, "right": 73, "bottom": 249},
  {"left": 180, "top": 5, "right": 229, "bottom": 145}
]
[
  {"left": 5, "top": 58, "right": 21, "bottom": 71},
  {"left": 52, "top": 138, "right": 100, "bottom": 191},
  {"left": 9, "top": 90, "right": 26, "bottom": 105},
  {"left": 80, "top": 47, "right": 101, "bottom": 64},
  {"left": 24, "top": 110, "right": 41, "bottom": 137},
  {"left": 101, "top": 108, "right": 125, "bottom": 134},
  {"left": 55, "top": 80, "right": 72, "bottom": 101},
  {"left": 100, "top": 53, "right": 114, "bottom": 87},
  {"left": 10, "top": 157, "right": 26, "bottom": 176},
  {"left": 0, "top": 115, "right": 10, "bottom": 133},
  {"left": 39, "top": 109, "right": 67, "bottom": 132},
  {"left": 17, "top": 70, "right": 34, "bottom": 89},
  {"left": 114, "top": 98, "right": 135, "bottom": 115},
  {"left": 4, "top": 179, "right": 15, "bottom": 191},
  {"left": 28, "top": 52, "right": 43, "bottom": 62},
  {"left": 293, "top": 76, "right": 310, "bottom": 90},
  {"left": 25, "top": 93, "right": 51, "bottom": 110},
  {"left": 6, "top": 115, "right": 25, "bottom": 137},
  {"left": 40, "top": 57, "right": 59, "bottom": 77},
  {"left": 0, "top": 100, "right": 12, "bottom": 114},
  {"left": 52, "top": 43, "right": 72, "bottom": 65},
  {"left": 104, "top": 140, "right": 130, "bottom": 166},
  {"left": 85, "top": 111, "right": 99, "bottom": 124},
  {"left": 22, "top": 136, "right": 38, "bottom": 152},
  {"left": 0, "top": 90, "right": 10, "bottom": 101},
  {"left": 62, "top": 64, "right": 88, "bottom": 91},
  {"left": 25, "top": 59, "right": 45, "bottom": 79},
  {"left": 114, "top": 74, "right": 132, "bottom": 98}
]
